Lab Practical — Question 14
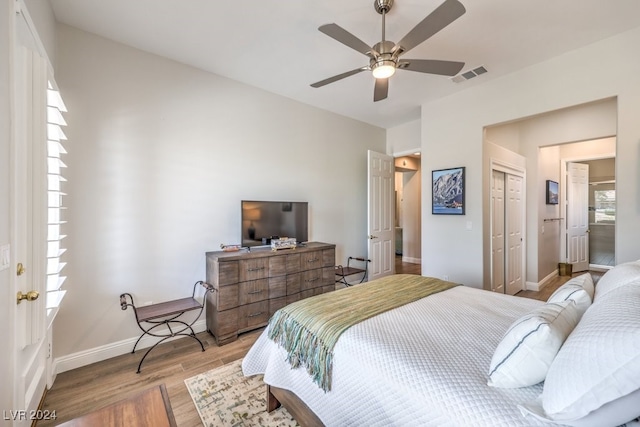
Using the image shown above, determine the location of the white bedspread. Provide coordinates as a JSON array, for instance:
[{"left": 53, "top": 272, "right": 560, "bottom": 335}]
[{"left": 243, "top": 284, "right": 562, "bottom": 426}]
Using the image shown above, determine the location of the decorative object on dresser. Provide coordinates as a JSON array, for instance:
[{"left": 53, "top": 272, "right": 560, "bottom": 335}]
[
  {"left": 119, "top": 280, "right": 213, "bottom": 373},
  {"left": 271, "top": 237, "right": 297, "bottom": 251},
  {"left": 206, "top": 242, "right": 336, "bottom": 345}
]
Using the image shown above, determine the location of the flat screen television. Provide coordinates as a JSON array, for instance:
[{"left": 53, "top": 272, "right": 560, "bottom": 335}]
[{"left": 241, "top": 200, "right": 308, "bottom": 247}]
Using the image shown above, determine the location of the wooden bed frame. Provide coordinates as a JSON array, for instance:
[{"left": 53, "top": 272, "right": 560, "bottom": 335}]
[{"left": 267, "top": 385, "right": 324, "bottom": 427}]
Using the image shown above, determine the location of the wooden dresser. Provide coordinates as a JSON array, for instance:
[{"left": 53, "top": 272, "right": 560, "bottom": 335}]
[{"left": 205, "top": 242, "right": 336, "bottom": 345}]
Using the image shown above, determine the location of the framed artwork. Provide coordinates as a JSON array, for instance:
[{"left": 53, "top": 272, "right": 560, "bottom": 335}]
[
  {"left": 432, "top": 167, "right": 465, "bottom": 215},
  {"left": 546, "top": 180, "right": 559, "bottom": 205}
]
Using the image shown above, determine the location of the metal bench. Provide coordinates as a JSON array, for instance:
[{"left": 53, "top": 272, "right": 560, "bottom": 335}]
[
  {"left": 335, "top": 256, "right": 371, "bottom": 286},
  {"left": 119, "top": 280, "right": 213, "bottom": 373}
]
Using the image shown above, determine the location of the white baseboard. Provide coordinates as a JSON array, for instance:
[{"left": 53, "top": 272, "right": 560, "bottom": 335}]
[
  {"left": 52, "top": 319, "right": 208, "bottom": 375},
  {"left": 401, "top": 256, "right": 421, "bottom": 264},
  {"left": 525, "top": 269, "right": 559, "bottom": 291}
]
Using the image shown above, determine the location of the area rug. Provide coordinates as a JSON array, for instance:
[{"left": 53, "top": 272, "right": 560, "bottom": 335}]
[{"left": 185, "top": 359, "right": 299, "bottom": 426}]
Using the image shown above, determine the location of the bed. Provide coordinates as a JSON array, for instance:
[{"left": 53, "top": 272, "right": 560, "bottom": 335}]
[{"left": 242, "top": 267, "right": 640, "bottom": 427}]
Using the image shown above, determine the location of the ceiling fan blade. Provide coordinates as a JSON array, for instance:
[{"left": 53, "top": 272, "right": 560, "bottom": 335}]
[
  {"left": 319, "top": 23, "right": 376, "bottom": 57},
  {"left": 310, "top": 67, "right": 368, "bottom": 88},
  {"left": 399, "top": 59, "right": 464, "bottom": 76},
  {"left": 394, "top": 0, "right": 466, "bottom": 55},
  {"left": 373, "top": 78, "right": 388, "bottom": 102}
]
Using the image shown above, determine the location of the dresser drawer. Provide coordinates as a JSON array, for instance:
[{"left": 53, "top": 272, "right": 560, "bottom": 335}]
[
  {"left": 211, "top": 307, "right": 238, "bottom": 338},
  {"left": 322, "top": 285, "right": 335, "bottom": 294},
  {"left": 239, "top": 258, "right": 268, "bottom": 281},
  {"left": 301, "top": 251, "right": 322, "bottom": 271},
  {"left": 238, "top": 279, "right": 268, "bottom": 305},
  {"left": 269, "top": 275, "right": 286, "bottom": 299},
  {"left": 302, "top": 269, "right": 323, "bottom": 291},
  {"left": 209, "top": 259, "right": 238, "bottom": 286},
  {"left": 216, "top": 284, "right": 239, "bottom": 311},
  {"left": 322, "top": 266, "right": 336, "bottom": 286},
  {"left": 269, "top": 297, "right": 287, "bottom": 316},
  {"left": 238, "top": 301, "right": 269, "bottom": 331},
  {"left": 286, "top": 293, "right": 300, "bottom": 304},
  {"left": 322, "top": 248, "right": 336, "bottom": 267},
  {"left": 269, "top": 256, "right": 287, "bottom": 277},
  {"left": 286, "top": 273, "right": 301, "bottom": 295},
  {"left": 286, "top": 253, "right": 301, "bottom": 274}
]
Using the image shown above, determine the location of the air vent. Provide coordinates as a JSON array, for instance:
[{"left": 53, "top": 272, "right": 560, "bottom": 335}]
[{"left": 451, "top": 65, "right": 488, "bottom": 83}]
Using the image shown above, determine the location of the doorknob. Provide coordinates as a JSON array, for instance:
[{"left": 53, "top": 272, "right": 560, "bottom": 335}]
[
  {"left": 16, "top": 262, "right": 25, "bottom": 276},
  {"left": 17, "top": 290, "right": 39, "bottom": 304},
  {"left": 368, "top": 235, "right": 379, "bottom": 240}
]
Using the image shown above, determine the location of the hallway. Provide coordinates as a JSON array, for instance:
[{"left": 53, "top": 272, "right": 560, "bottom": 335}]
[{"left": 396, "top": 255, "right": 421, "bottom": 275}]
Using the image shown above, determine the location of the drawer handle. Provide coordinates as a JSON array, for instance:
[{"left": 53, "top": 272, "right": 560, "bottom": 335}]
[
  {"left": 248, "top": 312, "right": 263, "bottom": 318},
  {"left": 247, "top": 266, "right": 265, "bottom": 272},
  {"left": 305, "top": 277, "right": 319, "bottom": 282},
  {"left": 307, "top": 258, "right": 319, "bottom": 263},
  {"left": 247, "top": 290, "right": 263, "bottom": 295}
]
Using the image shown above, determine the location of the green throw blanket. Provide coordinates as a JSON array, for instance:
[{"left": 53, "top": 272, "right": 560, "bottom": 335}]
[{"left": 268, "top": 274, "right": 458, "bottom": 391}]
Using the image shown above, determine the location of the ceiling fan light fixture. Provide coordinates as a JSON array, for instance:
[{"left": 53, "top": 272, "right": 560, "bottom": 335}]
[{"left": 372, "top": 60, "right": 396, "bottom": 79}]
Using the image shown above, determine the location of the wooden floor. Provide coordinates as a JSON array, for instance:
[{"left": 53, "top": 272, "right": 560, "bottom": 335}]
[
  {"left": 38, "top": 329, "right": 263, "bottom": 427},
  {"left": 38, "top": 268, "right": 598, "bottom": 426}
]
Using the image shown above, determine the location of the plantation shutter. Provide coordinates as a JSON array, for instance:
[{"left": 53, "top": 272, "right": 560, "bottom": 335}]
[{"left": 46, "top": 82, "right": 68, "bottom": 326}]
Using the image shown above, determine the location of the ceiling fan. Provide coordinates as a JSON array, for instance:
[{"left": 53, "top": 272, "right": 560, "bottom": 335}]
[{"left": 310, "top": 0, "right": 466, "bottom": 102}]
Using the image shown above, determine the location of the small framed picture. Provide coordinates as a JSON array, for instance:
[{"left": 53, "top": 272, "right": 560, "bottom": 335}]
[
  {"left": 432, "top": 167, "right": 465, "bottom": 215},
  {"left": 546, "top": 180, "right": 559, "bottom": 205}
]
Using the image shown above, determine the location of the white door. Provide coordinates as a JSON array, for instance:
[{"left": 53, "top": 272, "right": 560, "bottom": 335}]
[
  {"left": 490, "top": 171, "right": 505, "bottom": 293},
  {"left": 505, "top": 174, "right": 524, "bottom": 295},
  {"left": 491, "top": 169, "right": 524, "bottom": 295},
  {"left": 566, "top": 162, "right": 590, "bottom": 273},
  {"left": 367, "top": 150, "right": 394, "bottom": 281},
  {"left": 11, "top": 10, "right": 49, "bottom": 425}
]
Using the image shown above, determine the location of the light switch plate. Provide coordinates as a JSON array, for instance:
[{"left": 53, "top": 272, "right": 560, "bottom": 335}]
[{"left": 0, "top": 244, "right": 9, "bottom": 271}]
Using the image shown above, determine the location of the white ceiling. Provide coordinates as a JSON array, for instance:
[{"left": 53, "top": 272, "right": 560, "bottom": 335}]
[{"left": 49, "top": 0, "right": 640, "bottom": 129}]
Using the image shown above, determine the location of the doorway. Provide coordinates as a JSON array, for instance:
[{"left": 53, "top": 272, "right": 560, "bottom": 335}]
[
  {"left": 394, "top": 154, "right": 421, "bottom": 274},
  {"left": 563, "top": 157, "right": 616, "bottom": 269}
]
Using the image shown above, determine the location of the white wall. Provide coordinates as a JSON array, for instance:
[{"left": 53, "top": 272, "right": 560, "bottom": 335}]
[
  {"left": 52, "top": 24, "right": 385, "bottom": 368},
  {"left": 1, "top": 0, "right": 14, "bottom": 414},
  {"left": 422, "top": 27, "right": 640, "bottom": 288},
  {"left": 387, "top": 119, "right": 420, "bottom": 155}
]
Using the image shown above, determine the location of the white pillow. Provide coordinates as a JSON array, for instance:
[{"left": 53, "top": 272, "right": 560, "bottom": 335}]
[
  {"left": 594, "top": 260, "right": 640, "bottom": 299},
  {"left": 547, "top": 273, "right": 594, "bottom": 319},
  {"left": 487, "top": 300, "right": 579, "bottom": 388},
  {"left": 568, "top": 272, "right": 595, "bottom": 299},
  {"left": 540, "top": 280, "right": 640, "bottom": 423},
  {"left": 520, "top": 389, "right": 640, "bottom": 427}
]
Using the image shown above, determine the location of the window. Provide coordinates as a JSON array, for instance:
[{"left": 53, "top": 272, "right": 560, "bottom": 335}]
[
  {"left": 594, "top": 189, "right": 615, "bottom": 224},
  {"left": 46, "top": 82, "right": 68, "bottom": 326}
]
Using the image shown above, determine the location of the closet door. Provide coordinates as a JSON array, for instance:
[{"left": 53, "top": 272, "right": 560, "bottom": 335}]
[
  {"left": 491, "top": 170, "right": 524, "bottom": 295},
  {"left": 505, "top": 174, "right": 524, "bottom": 295},
  {"left": 491, "top": 170, "right": 505, "bottom": 293}
]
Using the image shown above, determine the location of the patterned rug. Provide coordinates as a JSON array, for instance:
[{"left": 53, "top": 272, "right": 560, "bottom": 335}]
[{"left": 185, "top": 359, "right": 299, "bottom": 426}]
